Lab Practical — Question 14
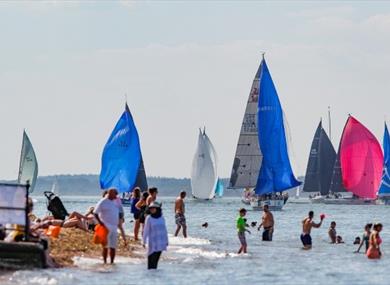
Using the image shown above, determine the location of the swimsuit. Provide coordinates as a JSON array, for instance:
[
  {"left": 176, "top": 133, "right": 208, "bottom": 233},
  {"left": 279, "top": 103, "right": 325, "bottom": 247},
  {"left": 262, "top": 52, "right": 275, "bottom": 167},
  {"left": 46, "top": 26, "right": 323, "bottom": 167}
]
[
  {"left": 300, "top": 233, "right": 312, "bottom": 246},
  {"left": 263, "top": 226, "right": 273, "bottom": 241},
  {"left": 175, "top": 213, "right": 186, "bottom": 226}
]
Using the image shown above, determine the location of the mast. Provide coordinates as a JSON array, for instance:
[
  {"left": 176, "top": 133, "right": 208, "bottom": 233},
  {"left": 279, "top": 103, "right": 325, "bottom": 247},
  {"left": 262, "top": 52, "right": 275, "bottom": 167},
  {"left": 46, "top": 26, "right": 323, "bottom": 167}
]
[{"left": 328, "top": 106, "right": 332, "bottom": 143}]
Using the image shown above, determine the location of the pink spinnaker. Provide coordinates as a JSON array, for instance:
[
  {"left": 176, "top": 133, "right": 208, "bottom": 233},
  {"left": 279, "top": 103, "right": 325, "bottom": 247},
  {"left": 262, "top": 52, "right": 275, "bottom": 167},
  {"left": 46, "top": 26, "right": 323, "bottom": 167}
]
[{"left": 340, "top": 116, "right": 384, "bottom": 199}]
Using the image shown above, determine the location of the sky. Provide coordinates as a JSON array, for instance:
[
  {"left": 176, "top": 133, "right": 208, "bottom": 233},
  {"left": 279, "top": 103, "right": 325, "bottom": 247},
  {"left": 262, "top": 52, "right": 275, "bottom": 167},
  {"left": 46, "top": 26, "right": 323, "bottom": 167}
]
[{"left": 0, "top": 1, "right": 389, "bottom": 180}]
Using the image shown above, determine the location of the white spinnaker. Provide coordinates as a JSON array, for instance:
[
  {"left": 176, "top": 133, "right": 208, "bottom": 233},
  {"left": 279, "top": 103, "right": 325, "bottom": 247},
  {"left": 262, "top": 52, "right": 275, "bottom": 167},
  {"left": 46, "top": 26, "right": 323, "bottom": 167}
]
[{"left": 191, "top": 130, "right": 218, "bottom": 199}]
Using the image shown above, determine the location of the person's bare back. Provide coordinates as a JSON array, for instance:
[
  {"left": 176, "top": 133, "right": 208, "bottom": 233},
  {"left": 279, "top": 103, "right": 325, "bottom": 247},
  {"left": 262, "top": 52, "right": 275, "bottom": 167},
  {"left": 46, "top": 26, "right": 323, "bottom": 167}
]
[
  {"left": 175, "top": 197, "right": 184, "bottom": 214},
  {"left": 302, "top": 217, "right": 313, "bottom": 234}
]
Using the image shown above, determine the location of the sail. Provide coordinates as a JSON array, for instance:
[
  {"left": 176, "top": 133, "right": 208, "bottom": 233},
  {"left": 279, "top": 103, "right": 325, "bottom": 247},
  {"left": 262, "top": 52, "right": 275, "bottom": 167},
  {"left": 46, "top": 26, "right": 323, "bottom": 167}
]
[
  {"left": 191, "top": 129, "right": 218, "bottom": 199},
  {"left": 229, "top": 65, "right": 262, "bottom": 189},
  {"left": 18, "top": 130, "right": 38, "bottom": 192},
  {"left": 378, "top": 123, "right": 390, "bottom": 196},
  {"left": 339, "top": 116, "right": 383, "bottom": 199},
  {"left": 329, "top": 146, "right": 347, "bottom": 193},
  {"left": 303, "top": 121, "right": 336, "bottom": 195},
  {"left": 100, "top": 104, "right": 146, "bottom": 194},
  {"left": 134, "top": 158, "right": 148, "bottom": 192},
  {"left": 215, "top": 179, "right": 224, "bottom": 197},
  {"left": 255, "top": 58, "right": 301, "bottom": 195}
]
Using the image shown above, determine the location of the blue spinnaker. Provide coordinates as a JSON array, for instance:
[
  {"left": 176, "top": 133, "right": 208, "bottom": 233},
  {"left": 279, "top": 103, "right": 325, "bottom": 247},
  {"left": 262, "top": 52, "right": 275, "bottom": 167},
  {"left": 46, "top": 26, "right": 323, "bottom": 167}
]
[
  {"left": 379, "top": 123, "right": 390, "bottom": 196},
  {"left": 255, "top": 59, "right": 301, "bottom": 195},
  {"left": 100, "top": 104, "right": 142, "bottom": 194},
  {"left": 215, "top": 178, "right": 224, "bottom": 197}
]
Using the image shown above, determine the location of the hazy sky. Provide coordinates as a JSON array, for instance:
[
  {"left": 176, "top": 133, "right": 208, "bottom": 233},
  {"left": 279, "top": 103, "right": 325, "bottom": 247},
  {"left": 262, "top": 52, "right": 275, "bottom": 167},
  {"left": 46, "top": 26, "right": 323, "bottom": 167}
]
[{"left": 1, "top": 1, "right": 389, "bottom": 180}]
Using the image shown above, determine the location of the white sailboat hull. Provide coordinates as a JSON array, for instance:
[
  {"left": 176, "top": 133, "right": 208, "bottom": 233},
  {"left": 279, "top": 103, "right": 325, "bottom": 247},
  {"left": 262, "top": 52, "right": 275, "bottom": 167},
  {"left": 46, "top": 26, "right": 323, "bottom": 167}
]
[{"left": 250, "top": 198, "right": 286, "bottom": 211}]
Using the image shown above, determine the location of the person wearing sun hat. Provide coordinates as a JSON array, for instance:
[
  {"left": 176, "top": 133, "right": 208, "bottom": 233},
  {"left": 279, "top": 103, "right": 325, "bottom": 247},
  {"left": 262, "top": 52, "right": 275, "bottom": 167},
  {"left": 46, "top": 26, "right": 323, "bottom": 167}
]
[{"left": 142, "top": 201, "right": 168, "bottom": 269}]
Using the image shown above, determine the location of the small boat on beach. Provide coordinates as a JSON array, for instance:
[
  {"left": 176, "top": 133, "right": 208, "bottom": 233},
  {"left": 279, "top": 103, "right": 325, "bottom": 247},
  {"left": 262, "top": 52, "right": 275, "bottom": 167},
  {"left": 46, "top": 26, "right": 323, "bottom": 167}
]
[
  {"left": 100, "top": 104, "right": 148, "bottom": 206},
  {"left": 229, "top": 55, "right": 301, "bottom": 210},
  {"left": 191, "top": 128, "right": 220, "bottom": 200}
]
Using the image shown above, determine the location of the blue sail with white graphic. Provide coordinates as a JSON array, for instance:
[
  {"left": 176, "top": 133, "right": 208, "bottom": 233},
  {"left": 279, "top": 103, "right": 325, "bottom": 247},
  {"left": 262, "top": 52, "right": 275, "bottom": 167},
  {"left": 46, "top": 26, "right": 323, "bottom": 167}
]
[
  {"left": 100, "top": 104, "right": 142, "bottom": 194},
  {"left": 215, "top": 178, "right": 224, "bottom": 197},
  {"left": 255, "top": 58, "right": 301, "bottom": 195},
  {"left": 379, "top": 123, "right": 390, "bottom": 196}
]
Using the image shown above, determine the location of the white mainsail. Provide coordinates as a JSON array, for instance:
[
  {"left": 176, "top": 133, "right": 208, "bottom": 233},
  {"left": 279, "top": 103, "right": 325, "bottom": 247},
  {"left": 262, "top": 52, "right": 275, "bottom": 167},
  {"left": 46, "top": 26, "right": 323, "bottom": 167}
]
[
  {"left": 191, "top": 129, "right": 218, "bottom": 200},
  {"left": 17, "top": 130, "right": 38, "bottom": 192},
  {"left": 229, "top": 66, "right": 263, "bottom": 189}
]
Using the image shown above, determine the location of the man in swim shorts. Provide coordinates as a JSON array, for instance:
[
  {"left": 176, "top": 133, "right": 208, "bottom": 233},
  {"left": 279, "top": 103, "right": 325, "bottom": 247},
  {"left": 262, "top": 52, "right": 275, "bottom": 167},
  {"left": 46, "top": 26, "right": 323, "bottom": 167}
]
[
  {"left": 301, "top": 210, "right": 324, "bottom": 250},
  {"left": 258, "top": 204, "right": 274, "bottom": 241},
  {"left": 174, "top": 191, "right": 187, "bottom": 238}
]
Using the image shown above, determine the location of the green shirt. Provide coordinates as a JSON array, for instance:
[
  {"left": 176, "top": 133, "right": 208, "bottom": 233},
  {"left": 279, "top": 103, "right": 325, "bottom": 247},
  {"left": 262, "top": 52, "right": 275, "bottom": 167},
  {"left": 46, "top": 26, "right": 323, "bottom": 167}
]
[{"left": 237, "top": 216, "right": 246, "bottom": 233}]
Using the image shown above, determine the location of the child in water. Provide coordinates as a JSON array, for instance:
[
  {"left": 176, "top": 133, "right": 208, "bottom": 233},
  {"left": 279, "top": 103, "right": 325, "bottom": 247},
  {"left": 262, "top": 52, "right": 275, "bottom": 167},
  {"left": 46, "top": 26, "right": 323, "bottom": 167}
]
[{"left": 237, "top": 208, "right": 250, "bottom": 254}]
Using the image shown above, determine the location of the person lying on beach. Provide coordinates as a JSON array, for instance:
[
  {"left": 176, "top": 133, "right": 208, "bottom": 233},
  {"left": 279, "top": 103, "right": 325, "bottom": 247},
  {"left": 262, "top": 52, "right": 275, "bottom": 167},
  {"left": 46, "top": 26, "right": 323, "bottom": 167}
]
[{"left": 31, "top": 217, "right": 88, "bottom": 232}]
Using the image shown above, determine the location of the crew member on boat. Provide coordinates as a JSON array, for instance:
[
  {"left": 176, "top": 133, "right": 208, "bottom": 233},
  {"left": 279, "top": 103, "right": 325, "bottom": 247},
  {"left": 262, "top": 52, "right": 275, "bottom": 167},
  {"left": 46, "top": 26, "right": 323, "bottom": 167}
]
[{"left": 258, "top": 204, "right": 274, "bottom": 241}]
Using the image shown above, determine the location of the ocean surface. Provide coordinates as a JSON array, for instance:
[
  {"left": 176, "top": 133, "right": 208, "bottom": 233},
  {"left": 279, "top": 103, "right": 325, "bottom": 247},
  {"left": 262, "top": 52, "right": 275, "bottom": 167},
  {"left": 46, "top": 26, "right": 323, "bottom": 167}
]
[{"left": 1, "top": 196, "right": 390, "bottom": 285}]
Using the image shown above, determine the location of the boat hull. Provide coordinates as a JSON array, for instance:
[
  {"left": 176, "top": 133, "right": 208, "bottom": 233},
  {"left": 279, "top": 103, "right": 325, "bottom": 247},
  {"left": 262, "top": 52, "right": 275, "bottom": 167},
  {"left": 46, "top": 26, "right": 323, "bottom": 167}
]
[
  {"left": 322, "top": 198, "right": 377, "bottom": 205},
  {"left": 0, "top": 241, "right": 46, "bottom": 269},
  {"left": 250, "top": 198, "right": 286, "bottom": 211}
]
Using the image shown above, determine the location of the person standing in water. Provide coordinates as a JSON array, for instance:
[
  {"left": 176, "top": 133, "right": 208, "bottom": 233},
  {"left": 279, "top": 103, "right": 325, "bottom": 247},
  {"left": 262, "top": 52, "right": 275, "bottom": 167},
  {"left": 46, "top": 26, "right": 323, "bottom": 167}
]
[
  {"left": 328, "top": 221, "right": 337, "bottom": 244},
  {"left": 257, "top": 204, "right": 274, "bottom": 241},
  {"left": 146, "top": 187, "right": 158, "bottom": 206},
  {"left": 94, "top": 189, "right": 122, "bottom": 264},
  {"left": 174, "top": 191, "right": 187, "bottom": 238},
  {"left": 143, "top": 202, "right": 168, "bottom": 269},
  {"left": 355, "top": 223, "right": 372, "bottom": 253},
  {"left": 130, "top": 187, "right": 141, "bottom": 241},
  {"left": 301, "top": 211, "right": 324, "bottom": 250},
  {"left": 367, "top": 223, "right": 383, "bottom": 259},
  {"left": 237, "top": 208, "right": 249, "bottom": 254}
]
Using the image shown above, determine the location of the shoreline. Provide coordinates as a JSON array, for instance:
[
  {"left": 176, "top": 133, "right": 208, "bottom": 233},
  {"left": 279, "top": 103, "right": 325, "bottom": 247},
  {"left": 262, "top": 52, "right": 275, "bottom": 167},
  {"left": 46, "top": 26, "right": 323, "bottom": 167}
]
[{"left": 49, "top": 228, "right": 143, "bottom": 267}]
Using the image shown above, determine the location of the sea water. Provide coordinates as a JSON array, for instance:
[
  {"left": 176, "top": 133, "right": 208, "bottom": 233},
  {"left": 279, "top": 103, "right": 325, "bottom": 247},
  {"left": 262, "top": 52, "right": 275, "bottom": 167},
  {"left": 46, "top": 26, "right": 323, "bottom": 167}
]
[{"left": 1, "top": 196, "right": 389, "bottom": 285}]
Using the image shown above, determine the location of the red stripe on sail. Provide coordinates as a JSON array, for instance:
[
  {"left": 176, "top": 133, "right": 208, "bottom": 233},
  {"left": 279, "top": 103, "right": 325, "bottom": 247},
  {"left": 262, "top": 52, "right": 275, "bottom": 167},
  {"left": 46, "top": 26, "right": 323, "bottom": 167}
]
[{"left": 340, "top": 116, "right": 384, "bottom": 199}]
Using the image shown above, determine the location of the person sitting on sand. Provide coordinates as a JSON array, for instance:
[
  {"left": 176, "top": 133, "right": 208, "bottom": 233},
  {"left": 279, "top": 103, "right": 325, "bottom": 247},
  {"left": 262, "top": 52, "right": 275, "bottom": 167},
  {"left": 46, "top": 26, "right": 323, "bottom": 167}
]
[
  {"left": 94, "top": 188, "right": 122, "bottom": 264},
  {"left": 301, "top": 211, "right": 324, "bottom": 250},
  {"left": 355, "top": 223, "right": 372, "bottom": 253},
  {"left": 328, "top": 221, "right": 337, "bottom": 243}
]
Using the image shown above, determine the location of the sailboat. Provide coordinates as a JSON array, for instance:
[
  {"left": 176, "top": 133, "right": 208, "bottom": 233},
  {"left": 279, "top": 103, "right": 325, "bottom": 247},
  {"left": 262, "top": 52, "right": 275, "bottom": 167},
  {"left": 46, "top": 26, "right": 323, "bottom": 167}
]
[
  {"left": 18, "top": 130, "right": 38, "bottom": 193},
  {"left": 378, "top": 123, "right": 390, "bottom": 204},
  {"left": 324, "top": 116, "right": 383, "bottom": 205},
  {"left": 100, "top": 104, "right": 148, "bottom": 205},
  {"left": 191, "top": 128, "right": 220, "bottom": 200},
  {"left": 229, "top": 55, "right": 301, "bottom": 210},
  {"left": 303, "top": 121, "right": 337, "bottom": 203}
]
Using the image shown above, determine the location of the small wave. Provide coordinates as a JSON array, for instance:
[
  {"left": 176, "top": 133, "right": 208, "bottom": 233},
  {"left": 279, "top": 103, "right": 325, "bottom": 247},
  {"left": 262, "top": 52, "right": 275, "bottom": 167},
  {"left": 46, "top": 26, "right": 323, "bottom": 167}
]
[
  {"left": 174, "top": 247, "right": 227, "bottom": 259},
  {"left": 168, "top": 235, "right": 210, "bottom": 246}
]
